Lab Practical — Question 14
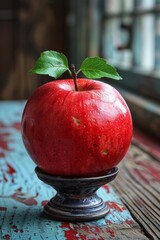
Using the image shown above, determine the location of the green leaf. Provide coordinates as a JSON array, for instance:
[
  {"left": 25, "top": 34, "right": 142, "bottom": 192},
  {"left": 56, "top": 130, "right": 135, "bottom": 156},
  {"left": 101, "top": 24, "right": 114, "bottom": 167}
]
[
  {"left": 30, "top": 50, "right": 69, "bottom": 79},
  {"left": 79, "top": 57, "right": 122, "bottom": 80}
]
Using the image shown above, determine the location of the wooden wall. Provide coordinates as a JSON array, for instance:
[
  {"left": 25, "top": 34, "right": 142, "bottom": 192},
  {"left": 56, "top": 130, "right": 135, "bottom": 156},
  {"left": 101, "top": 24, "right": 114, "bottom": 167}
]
[{"left": 0, "top": 0, "right": 67, "bottom": 100}]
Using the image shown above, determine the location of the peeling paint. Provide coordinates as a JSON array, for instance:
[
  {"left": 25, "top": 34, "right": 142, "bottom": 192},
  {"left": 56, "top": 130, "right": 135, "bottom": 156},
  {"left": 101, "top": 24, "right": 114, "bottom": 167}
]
[
  {"left": 0, "top": 207, "right": 7, "bottom": 211},
  {"left": 6, "top": 163, "right": 16, "bottom": 175},
  {"left": 10, "top": 189, "right": 38, "bottom": 206},
  {"left": 3, "top": 234, "right": 11, "bottom": 240}
]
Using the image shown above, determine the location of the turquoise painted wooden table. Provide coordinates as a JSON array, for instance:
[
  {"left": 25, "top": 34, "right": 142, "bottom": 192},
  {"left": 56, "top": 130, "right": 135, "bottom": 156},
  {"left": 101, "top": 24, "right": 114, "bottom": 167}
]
[{"left": 0, "top": 101, "right": 159, "bottom": 240}]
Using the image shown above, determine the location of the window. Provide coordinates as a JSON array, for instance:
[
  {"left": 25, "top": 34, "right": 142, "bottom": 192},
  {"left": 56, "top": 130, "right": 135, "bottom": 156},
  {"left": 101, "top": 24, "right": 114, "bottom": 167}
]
[
  {"left": 72, "top": 0, "right": 160, "bottom": 138},
  {"left": 100, "top": 0, "right": 160, "bottom": 139}
]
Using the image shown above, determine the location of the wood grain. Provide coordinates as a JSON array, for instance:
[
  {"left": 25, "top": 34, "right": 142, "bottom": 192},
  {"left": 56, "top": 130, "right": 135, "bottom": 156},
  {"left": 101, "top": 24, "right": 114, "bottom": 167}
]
[
  {"left": 111, "top": 142, "right": 160, "bottom": 240},
  {"left": 0, "top": 0, "right": 66, "bottom": 100}
]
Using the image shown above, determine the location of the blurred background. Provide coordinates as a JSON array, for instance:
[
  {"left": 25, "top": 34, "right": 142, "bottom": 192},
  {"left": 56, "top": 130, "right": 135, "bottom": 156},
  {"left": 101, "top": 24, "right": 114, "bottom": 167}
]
[{"left": 0, "top": 0, "right": 160, "bottom": 138}]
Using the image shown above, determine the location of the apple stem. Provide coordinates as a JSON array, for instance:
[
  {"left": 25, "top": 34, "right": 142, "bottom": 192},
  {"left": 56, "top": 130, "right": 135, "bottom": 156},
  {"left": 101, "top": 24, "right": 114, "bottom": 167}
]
[{"left": 71, "top": 64, "right": 78, "bottom": 91}]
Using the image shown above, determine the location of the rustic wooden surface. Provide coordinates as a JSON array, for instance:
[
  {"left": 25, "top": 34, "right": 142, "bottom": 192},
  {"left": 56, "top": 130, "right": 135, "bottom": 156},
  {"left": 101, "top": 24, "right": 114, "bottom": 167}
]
[
  {"left": 0, "top": 101, "right": 159, "bottom": 239},
  {"left": 111, "top": 136, "right": 160, "bottom": 240}
]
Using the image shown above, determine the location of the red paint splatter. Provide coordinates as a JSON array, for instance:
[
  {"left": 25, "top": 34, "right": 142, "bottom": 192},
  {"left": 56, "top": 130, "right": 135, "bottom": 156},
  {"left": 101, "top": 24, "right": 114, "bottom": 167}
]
[
  {"left": 0, "top": 121, "right": 21, "bottom": 131},
  {"left": 11, "top": 194, "right": 38, "bottom": 206},
  {"left": 0, "top": 133, "right": 12, "bottom": 152},
  {"left": 10, "top": 189, "right": 38, "bottom": 206},
  {"left": 125, "top": 219, "right": 135, "bottom": 225},
  {"left": 11, "top": 225, "right": 16, "bottom": 229},
  {"left": 61, "top": 222, "right": 116, "bottom": 239},
  {"left": 12, "top": 225, "right": 18, "bottom": 233},
  {"left": 0, "top": 133, "right": 10, "bottom": 137},
  {"left": 3, "top": 234, "right": 11, "bottom": 240},
  {"left": 61, "top": 223, "right": 79, "bottom": 240},
  {"left": 0, "top": 122, "right": 6, "bottom": 128},
  {"left": 41, "top": 200, "right": 49, "bottom": 206},
  {"left": 106, "top": 220, "right": 112, "bottom": 225},
  {"left": 0, "top": 120, "right": 21, "bottom": 159},
  {"left": 0, "top": 152, "right": 5, "bottom": 158},
  {"left": 11, "top": 122, "right": 21, "bottom": 131},
  {"left": 11, "top": 225, "right": 24, "bottom": 233},
  {"left": 6, "top": 163, "right": 16, "bottom": 175},
  {"left": 107, "top": 202, "right": 126, "bottom": 212},
  {"left": 102, "top": 184, "right": 110, "bottom": 193},
  {"left": 105, "top": 228, "right": 115, "bottom": 238},
  {"left": 0, "top": 207, "right": 7, "bottom": 211},
  {"left": 0, "top": 123, "right": 12, "bottom": 158}
]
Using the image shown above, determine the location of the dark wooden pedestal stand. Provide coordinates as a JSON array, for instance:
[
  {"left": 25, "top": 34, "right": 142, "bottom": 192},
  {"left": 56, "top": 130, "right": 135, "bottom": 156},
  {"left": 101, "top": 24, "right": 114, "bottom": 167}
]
[{"left": 35, "top": 167, "right": 118, "bottom": 222}]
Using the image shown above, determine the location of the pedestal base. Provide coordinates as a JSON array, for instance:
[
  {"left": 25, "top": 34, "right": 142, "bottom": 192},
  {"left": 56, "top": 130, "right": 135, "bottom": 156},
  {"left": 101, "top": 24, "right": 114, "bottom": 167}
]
[{"left": 35, "top": 167, "right": 118, "bottom": 222}]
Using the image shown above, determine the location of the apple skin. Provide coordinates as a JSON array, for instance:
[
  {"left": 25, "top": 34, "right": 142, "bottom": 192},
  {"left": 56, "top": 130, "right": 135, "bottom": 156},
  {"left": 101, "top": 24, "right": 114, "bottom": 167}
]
[{"left": 21, "top": 78, "right": 132, "bottom": 177}]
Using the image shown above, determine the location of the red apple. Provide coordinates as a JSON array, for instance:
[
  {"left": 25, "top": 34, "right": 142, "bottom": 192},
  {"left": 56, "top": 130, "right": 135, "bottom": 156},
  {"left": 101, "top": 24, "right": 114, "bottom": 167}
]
[{"left": 21, "top": 78, "right": 132, "bottom": 177}]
